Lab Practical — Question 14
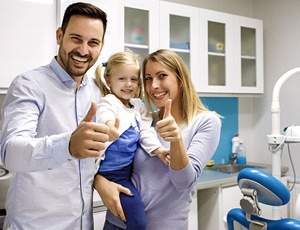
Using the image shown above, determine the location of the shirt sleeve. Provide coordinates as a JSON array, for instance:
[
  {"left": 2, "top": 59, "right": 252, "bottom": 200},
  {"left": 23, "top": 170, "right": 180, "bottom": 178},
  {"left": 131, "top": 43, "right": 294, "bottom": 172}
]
[
  {"left": 169, "top": 113, "right": 221, "bottom": 191},
  {"left": 0, "top": 75, "right": 75, "bottom": 172},
  {"left": 135, "top": 99, "right": 162, "bottom": 155},
  {"left": 96, "top": 94, "right": 118, "bottom": 124}
]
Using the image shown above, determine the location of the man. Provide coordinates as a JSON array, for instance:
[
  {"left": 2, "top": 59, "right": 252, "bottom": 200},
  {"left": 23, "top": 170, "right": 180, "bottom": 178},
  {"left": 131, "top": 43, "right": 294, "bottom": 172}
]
[{"left": 1, "top": 2, "right": 109, "bottom": 229}]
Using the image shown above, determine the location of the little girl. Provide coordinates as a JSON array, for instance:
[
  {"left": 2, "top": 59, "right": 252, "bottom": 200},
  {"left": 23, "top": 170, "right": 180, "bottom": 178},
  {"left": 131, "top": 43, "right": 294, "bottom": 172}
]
[{"left": 94, "top": 49, "right": 169, "bottom": 230}]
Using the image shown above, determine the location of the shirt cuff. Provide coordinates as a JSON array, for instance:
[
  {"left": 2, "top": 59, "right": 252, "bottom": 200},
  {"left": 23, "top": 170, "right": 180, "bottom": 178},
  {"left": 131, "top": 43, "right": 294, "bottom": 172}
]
[{"left": 52, "top": 132, "right": 75, "bottom": 164}]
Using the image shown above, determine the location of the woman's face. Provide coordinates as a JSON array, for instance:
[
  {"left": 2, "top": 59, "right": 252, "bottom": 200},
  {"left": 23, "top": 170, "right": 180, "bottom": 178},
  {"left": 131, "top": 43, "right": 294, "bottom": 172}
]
[{"left": 144, "top": 60, "right": 181, "bottom": 109}]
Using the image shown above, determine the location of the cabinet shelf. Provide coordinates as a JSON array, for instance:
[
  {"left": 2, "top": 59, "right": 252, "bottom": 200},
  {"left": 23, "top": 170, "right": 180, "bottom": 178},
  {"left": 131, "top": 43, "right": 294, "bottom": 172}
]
[
  {"left": 208, "top": 52, "right": 226, "bottom": 57},
  {"left": 170, "top": 48, "right": 191, "bottom": 53},
  {"left": 241, "top": 55, "right": 256, "bottom": 60},
  {"left": 124, "top": 43, "right": 149, "bottom": 49}
]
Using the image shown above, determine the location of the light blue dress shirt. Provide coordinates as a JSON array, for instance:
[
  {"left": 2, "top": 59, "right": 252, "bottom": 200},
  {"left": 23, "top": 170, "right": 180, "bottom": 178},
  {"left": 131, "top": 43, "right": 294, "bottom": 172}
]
[{"left": 0, "top": 57, "right": 101, "bottom": 229}]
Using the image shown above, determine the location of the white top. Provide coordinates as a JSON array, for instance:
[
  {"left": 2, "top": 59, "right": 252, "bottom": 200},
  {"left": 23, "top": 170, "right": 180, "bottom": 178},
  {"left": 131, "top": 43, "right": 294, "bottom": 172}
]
[{"left": 96, "top": 94, "right": 162, "bottom": 165}]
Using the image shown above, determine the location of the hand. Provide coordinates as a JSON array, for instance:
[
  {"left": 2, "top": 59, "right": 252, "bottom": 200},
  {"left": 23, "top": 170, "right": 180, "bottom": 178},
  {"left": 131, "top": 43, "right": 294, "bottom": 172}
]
[
  {"left": 106, "top": 117, "right": 120, "bottom": 142},
  {"left": 94, "top": 174, "right": 133, "bottom": 221},
  {"left": 156, "top": 99, "right": 181, "bottom": 142},
  {"left": 153, "top": 147, "right": 170, "bottom": 165},
  {"left": 69, "top": 102, "right": 109, "bottom": 159}
]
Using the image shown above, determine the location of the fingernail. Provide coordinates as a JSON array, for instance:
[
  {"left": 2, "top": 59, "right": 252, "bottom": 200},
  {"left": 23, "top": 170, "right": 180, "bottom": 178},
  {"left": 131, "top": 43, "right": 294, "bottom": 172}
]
[{"left": 130, "top": 191, "right": 134, "bottom": 196}]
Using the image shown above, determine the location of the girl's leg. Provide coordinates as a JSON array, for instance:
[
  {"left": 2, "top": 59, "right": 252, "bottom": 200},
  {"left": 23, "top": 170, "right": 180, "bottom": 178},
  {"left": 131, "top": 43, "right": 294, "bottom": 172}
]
[
  {"left": 120, "top": 180, "right": 147, "bottom": 230},
  {"left": 99, "top": 165, "right": 146, "bottom": 230}
]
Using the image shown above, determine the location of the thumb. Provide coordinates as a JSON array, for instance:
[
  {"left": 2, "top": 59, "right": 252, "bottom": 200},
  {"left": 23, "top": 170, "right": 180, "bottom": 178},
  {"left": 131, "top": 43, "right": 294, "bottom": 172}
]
[
  {"left": 115, "top": 116, "right": 120, "bottom": 130},
  {"left": 163, "top": 98, "right": 172, "bottom": 119},
  {"left": 83, "top": 102, "right": 97, "bottom": 122}
]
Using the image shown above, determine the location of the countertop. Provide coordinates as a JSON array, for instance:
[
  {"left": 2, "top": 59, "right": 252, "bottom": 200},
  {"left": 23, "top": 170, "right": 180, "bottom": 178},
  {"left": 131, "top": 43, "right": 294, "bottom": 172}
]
[
  {"left": 197, "top": 162, "right": 289, "bottom": 190},
  {"left": 197, "top": 169, "right": 237, "bottom": 190}
]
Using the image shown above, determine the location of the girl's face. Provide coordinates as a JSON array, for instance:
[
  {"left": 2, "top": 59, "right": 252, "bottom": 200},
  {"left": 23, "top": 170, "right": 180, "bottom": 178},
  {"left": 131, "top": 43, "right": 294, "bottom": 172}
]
[
  {"left": 106, "top": 64, "right": 139, "bottom": 107},
  {"left": 144, "top": 61, "right": 181, "bottom": 109}
]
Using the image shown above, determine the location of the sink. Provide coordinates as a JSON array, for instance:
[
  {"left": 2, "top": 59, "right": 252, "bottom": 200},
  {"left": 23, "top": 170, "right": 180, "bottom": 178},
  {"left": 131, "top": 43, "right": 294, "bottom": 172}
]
[{"left": 206, "top": 164, "right": 266, "bottom": 174}]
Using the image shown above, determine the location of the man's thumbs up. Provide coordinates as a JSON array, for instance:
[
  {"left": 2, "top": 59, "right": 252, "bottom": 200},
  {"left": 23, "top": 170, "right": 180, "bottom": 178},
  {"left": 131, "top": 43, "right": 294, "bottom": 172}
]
[
  {"left": 69, "top": 102, "right": 109, "bottom": 159},
  {"left": 83, "top": 101, "right": 97, "bottom": 122}
]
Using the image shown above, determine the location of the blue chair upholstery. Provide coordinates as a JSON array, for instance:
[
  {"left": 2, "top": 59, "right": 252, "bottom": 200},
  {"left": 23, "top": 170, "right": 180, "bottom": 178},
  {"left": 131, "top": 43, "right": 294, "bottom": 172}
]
[{"left": 227, "top": 168, "right": 300, "bottom": 230}]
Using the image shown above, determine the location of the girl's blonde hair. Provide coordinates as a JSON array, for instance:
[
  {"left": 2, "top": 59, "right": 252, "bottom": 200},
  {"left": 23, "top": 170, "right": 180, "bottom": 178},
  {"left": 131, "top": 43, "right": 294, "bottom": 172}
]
[
  {"left": 95, "top": 49, "right": 143, "bottom": 99},
  {"left": 142, "top": 49, "right": 219, "bottom": 126}
]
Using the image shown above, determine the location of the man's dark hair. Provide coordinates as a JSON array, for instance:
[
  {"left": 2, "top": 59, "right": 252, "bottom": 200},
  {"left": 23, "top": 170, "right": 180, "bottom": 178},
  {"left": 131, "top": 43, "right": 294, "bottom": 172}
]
[{"left": 61, "top": 2, "right": 107, "bottom": 39}]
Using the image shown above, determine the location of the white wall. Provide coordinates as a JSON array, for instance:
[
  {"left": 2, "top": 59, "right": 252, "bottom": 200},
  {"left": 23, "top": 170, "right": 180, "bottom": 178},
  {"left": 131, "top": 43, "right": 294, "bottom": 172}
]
[
  {"left": 251, "top": 0, "right": 300, "bottom": 177},
  {"left": 0, "top": 0, "right": 57, "bottom": 90},
  {"left": 164, "top": 0, "right": 253, "bottom": 17}
]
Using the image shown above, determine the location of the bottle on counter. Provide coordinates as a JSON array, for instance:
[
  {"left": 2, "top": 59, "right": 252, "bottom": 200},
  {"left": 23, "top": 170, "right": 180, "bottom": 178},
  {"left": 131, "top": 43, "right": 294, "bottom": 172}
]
[
  {"left": 231, "top": 134, "right": 240, "bottom": 154},
  {"left": 236, "top": 140, "right": 247, "bottom": 164}
]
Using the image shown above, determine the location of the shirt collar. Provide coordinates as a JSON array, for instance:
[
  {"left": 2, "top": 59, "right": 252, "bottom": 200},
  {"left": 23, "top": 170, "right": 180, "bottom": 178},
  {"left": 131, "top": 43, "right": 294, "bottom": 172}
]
[{"left": 50, "top": 57, "right": 89, "bottom": 89}]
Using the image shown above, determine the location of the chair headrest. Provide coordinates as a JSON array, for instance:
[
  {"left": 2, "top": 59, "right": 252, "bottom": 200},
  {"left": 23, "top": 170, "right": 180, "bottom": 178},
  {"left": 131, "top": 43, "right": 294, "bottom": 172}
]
[{"left": 238, "top": 168, "right": 290, "bottom": 206}]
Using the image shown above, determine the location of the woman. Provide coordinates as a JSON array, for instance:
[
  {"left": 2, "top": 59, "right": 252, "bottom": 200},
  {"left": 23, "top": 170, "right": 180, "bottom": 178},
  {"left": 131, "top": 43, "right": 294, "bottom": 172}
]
[
  {"left": 94, "top": 50, "right": 169, "bottom": 230},
  {"left": 94, "top": 49, "right": 221, "bottom": 230}
]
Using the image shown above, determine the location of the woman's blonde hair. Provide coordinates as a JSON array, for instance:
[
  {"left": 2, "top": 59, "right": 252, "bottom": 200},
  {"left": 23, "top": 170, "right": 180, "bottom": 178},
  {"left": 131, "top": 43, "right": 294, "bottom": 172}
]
[
  {"left": 95, "top": 49, "right": 143, "bottom": 99},
  {"left": 142, "top": 49, "right": 217, "bottom": 126}
]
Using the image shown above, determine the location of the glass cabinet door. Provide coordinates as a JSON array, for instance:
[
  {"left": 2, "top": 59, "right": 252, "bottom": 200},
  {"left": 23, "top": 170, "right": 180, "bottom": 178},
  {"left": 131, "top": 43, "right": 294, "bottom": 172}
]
[
  {"left": 241, "top": 27, "right": 256, "bottom": 87},
  {"left": 234, "top": 16, "right": 263, "bottom": 94},
  {"left": 124, "top": 7, "right": 149, "bottom": 58},
  {"left": 159, "top": 2, "right": 201, "bottom": 91},
  {"left": 118, "top": 0, "right": 159, "bottom": 60},
  {"left": 208, "top": 21, "right": 226, "bottom": 86},
  {"left": 199, "top": 9, "right": 234, "bottom": 93},
  {"left": 169, "top": 14, "right": 191, "bottom": 70}
]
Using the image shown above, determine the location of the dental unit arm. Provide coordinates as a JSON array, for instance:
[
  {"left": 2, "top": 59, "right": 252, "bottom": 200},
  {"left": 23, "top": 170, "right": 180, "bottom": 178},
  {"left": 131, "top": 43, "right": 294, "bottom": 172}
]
[{"left": 267, "top": 67, "right": 300, "bottom": 219}]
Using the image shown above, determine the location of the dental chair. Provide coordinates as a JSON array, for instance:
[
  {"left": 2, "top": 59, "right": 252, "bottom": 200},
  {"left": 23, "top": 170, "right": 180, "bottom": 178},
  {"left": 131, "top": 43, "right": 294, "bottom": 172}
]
[{"left": 227, "top": 168, "right": 300, "bottom": 230}]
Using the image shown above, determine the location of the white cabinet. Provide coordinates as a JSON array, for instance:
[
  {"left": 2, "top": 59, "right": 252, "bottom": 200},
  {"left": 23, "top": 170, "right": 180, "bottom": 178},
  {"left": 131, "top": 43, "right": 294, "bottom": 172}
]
[
  {"left": 189, "top": 193, "right": 198, "bottom": 229},
  {"left": 0, "top": 1, "right": 263, "bottom": 95},
  {"left": 199, "top": 9, "right": 263, "bottom": 94},
  {"left": 221, "top": 185, "right": 244, "bottom": 230},
  {"left": 199, "top": 10, "right": 235, "bottom": 94},
  {"left": 159, "top": 1, "right": 201, "bottom": 92},
  {"left": 93, "top": 206, "right": 107, "bottom": 230},
  {"left": 198, "top": 186, "right": 221, "bottom": 229},
  {"left": 115, "top": 1, "right": 263, "bottom": 95},
  {"left": 198, "top": 184, "right": 248, "bottom": 229},
  {"left": 116, "top": 0, "right": 160, "bottom": 59},
  {"left": 233, "top": 15, "right": 264, "bottom": 94}
]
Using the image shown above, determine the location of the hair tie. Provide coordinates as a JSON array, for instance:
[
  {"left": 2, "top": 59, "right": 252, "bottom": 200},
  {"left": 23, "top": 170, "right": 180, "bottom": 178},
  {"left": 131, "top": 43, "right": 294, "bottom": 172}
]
[{"left": 102, "top": 62, "right": 107, "bottom": 67}]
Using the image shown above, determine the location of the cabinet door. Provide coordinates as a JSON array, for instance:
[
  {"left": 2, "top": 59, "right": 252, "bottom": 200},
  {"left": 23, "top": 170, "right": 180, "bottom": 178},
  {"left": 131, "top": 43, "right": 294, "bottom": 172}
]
[
  {"left": 159, "top": 1, "right": 201, "bottom": 92},
  {"left": 199, "top": 9, "right": 235, "bottom": 94},
  {"left": 117, "top": 0, "right": 160, "bottom": 59},
  {"left": 221, "top": 185, "right": 244, "bottom": 230},
  {"left": 93, "top": 206, "right": 107, "bottom": 230},
  {"left": 233, "top": 16, "right": 264, "bottom": 94}
]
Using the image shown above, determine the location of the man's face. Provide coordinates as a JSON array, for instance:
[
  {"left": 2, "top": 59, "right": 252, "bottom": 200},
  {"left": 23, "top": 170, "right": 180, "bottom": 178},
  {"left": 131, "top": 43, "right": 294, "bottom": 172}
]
[{"left": 56, "top": 15, "right": 105, "bottom": 83}]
